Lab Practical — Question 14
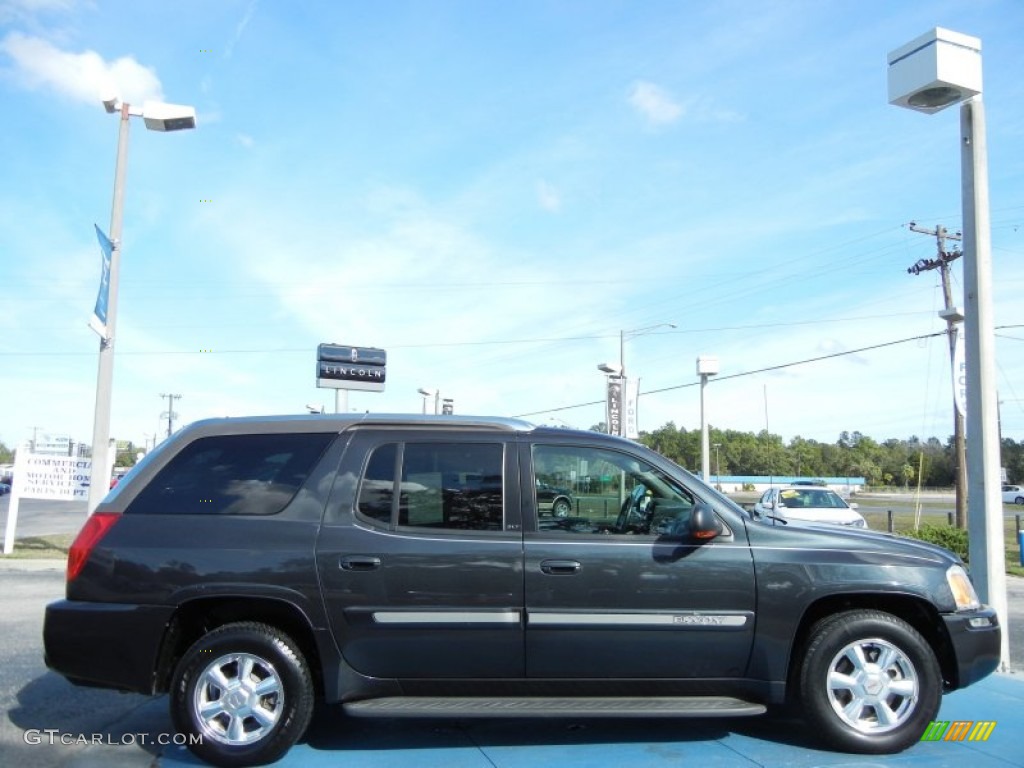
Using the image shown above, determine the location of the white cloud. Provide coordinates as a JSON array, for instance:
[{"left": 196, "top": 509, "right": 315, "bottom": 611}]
[
  {"left": 628, "top": 80, "right": 682, "bottom": 125},
  {"left": 236, "top": 133, "right": 255, "bottom": 149},
  {"left": 224, "top": 0, "right": 258, "bottom": 59},
  {"left": 815, "top": 338, "right": 869, "bottom": 366},
  {"left": 0, "top": 32, "right": 163, "bottom": 105},
  {"left": 0, "top": 0, "right": 79, "bottom": 23},
  {"left": 536, "top": 179, "right": 561, "bottom": 212},
  {"left": 627, "top": 81, "right": 743, "bottom": 127}
]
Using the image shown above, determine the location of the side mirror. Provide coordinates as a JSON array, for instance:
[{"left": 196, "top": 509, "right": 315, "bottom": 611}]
[
  {"left": 689, "top": 502, "right": 723, "bottom": 541},
  {"left": 848, "top": 502, "right": 859, "bottom": 510}
]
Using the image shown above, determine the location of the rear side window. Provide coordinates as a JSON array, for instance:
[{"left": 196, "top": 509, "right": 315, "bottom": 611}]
[
  {"left": 357, "top": 443, "right": 397, "bottom": 524},
  {"left": 126, "top": 433, "right": 334, "bottom": 516},
  {"left": 356, "top": 442, "right": 503, "bottom": 531}
]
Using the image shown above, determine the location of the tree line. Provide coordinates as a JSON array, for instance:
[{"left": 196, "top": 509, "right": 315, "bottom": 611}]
[{"left": 631, "top": 423, "right": 1024, "bottom": 488}]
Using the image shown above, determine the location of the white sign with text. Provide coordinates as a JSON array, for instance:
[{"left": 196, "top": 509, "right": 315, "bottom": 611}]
[{"left": 3, "top": 448, "right": 101, "bottom": 555}]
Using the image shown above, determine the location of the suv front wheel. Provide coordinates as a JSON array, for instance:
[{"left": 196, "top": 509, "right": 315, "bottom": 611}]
[
  {"left": 798, "top": 609, "right": 941, "bottom": 754},
  {"left": 170, "top": 622, "right": 314, "bottom": 767}
]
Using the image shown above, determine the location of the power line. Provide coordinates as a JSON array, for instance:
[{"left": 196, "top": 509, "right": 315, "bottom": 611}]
[
  {"left": 0, "top": 310, "right": 947, "bottom": 356},
  {"left": 905, "top": 222, "right": 967, "bottom": 528},
  {"left": 514, "top": 329, "right": 952, "bottom": 418}
]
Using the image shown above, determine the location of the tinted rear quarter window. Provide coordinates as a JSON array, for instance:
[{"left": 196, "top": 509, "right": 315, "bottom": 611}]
[
  {"left": 126, "top": 433, "right": 334, "bottom": 515},
  {"left": 356, "top": 441, "right": 504, "bottom": 531}
]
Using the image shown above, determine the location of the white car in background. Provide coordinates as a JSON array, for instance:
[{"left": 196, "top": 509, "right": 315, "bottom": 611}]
[
  {"left": 1003, "top": 485, "right": 1024, "bottom": 505},
  {"left": 753, "top": 486, "right": 868, "bottom": 528}
]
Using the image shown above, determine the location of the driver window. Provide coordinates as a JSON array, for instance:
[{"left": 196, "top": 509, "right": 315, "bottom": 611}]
[{"left": 531, "top": 444, "right": 695, "bottom": 535}]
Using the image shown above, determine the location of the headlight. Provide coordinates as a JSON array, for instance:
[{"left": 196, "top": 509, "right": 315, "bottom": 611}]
[{"left": 946, "top": 565, "right": 981, "bottom": 611}]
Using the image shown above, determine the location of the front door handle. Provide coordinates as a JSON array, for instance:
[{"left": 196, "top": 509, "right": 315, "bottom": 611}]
[
  {"left": 340, "top": 555, "right": 382, "bottom": 571},
  {"left": 540, "top": 559, "right": 581, "bottom": 575}
]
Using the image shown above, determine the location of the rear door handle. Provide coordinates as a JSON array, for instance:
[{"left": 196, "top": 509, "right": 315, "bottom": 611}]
[
  {"left": 540, "top": 559, "right": 581, "bottom": 575},
  {"left": 340, "top": 556, "right": 382, "bottom": 571}
]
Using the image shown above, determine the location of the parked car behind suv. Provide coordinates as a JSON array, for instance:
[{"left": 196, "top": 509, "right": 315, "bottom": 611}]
[
  {"left": 753, "top": 485, "right": 868, "bottom": 528},
  {"left": 44, "top": 414, "right": 1000, "bottom": 767},
  {"left": 1003, "top": 484, "right": 1024, "bottom": 504},
  {"left": 535, "top": 479, "right": 574, "bottom": 516}
]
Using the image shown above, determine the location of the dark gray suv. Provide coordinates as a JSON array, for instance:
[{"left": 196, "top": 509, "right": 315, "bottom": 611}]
[{"left": 44, "top": 414, "right": 1001, "bottom": 767}]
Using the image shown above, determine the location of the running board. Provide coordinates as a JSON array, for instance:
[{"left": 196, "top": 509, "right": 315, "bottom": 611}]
[{"left": 343, "top": 696, "right": 766, "bottom": 718}]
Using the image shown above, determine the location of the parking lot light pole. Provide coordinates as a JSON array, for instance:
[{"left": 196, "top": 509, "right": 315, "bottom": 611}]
[
  {"left": 697, "top": 356, "right": 719, "bottom": 481},
  {"left": 417, "top": 387, "right": 439, "bottom": 415},
  {"left": 888, "top": 28, "right": 1008, "bottom": 671},
  {"left": 600, "top": 324, "right": 675, "bottom": 438},
  {"left": 87, "top": 98, "right": 196, "bottom": 514},
  {"left": 619, "top": 323, "right": 676, "bottom": 381}
]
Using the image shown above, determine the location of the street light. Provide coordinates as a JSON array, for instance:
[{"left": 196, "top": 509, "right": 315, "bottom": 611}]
[
  {"left": 888, "top": 27, "right": 1007, "bottom": 671},
  {"left": 87, "top": 97, "right": 196, "bottom": 514},
  {"left": 417, "top": 387, "right": 439, "bottom": 415},
  {"left": 697, "top": 356, "right": 719, "bottom": 481},
  {"left": 597, "top": 323, "right": 675, "bottom": 438},
  {"left": 713, "top": 442, "right": 722, "bottom": 487}
]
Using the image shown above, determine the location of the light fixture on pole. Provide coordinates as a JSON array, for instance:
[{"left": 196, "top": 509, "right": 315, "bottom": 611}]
[
  {"left": 87, "top": 97, "right": 196, "bottom": 514},
  {"left": 417, "top": 387, "right": 439, "bottom": 415},
  {"left": 888, "top": 27, "right": 1007, "bottom": 671},
  {"left": 696, "top": 356, "right": 719, "bottom": 481}
]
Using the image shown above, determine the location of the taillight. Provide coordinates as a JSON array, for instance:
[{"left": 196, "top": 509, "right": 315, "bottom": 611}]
[{"left": 67, "top": 512, "right": 120, "bottom": 582}]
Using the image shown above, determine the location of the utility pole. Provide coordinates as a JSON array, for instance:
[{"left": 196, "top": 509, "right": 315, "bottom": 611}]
[
  {"left": 906, "top": 222, "right": 967, "bottom": 528},
  {"left": 159, "top": 393, "right": 182, "bottom": 439}
]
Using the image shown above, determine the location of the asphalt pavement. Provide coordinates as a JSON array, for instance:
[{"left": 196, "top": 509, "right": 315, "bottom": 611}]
[{"left": 0, "top": 497, "right": 89, "bottom": 541}]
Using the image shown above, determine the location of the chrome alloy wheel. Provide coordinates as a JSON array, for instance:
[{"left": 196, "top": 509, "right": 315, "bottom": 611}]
[
  {"left": 825, "top": 637, "right": 919, "bottom": 733},
  {"left": 193, "top": 652, "right": 284, "bottom": 745}
]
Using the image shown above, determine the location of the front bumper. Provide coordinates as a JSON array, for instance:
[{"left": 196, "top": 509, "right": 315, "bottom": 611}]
[
  {"left": 44, "top": 599, "right": 174, "bottom": 694},
  {"left": 942, "top": 605, "right": 1001, "bottom": 689}
]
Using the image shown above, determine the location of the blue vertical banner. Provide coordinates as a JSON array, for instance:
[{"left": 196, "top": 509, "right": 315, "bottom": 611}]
[{"left": 90, "top": 224, "right": 113, "bottom": 339}]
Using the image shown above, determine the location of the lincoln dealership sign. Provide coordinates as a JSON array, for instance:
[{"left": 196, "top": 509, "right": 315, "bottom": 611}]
[{"left": 316, "top": 344, "right": 387, "bottom": 392}]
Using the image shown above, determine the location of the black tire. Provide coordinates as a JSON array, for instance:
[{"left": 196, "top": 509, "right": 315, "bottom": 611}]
[
  {"left": 797, "top": 609, "right": 941, "bottom": 754},
  {"left": 552, "top": 497, "right": 572, "bottom": 517},
  {"left": 170, "top": 622, "right": 314, "bottom": 767},
  {"left": 1015, "top": 496, "right": 1024, "bottom": 505}
]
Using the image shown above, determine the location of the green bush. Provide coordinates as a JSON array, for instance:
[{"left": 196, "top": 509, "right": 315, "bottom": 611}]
[
  {"left": 903, "top": 524, "right": 969, "bottom": 561},
  {"left": 742, "top": 483, "right": 755, "bottom": 492}
]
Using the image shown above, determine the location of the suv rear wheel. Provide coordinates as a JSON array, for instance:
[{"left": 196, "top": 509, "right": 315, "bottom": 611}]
[
  {"left": 798, "top": 609, "right": 941, "bottom": 754},
  {"left": 170, "top": 622, "right": 314, "bottom": 767}
]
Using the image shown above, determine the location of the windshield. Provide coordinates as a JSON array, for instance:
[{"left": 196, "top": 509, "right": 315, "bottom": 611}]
[{"left": 778, "top": 488, "right": 849, "bottom": 509}]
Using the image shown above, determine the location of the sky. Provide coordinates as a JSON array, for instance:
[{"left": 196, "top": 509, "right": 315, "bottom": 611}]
[{"left": 0, "top": 0, "right": 1022, "bottom": 454}]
